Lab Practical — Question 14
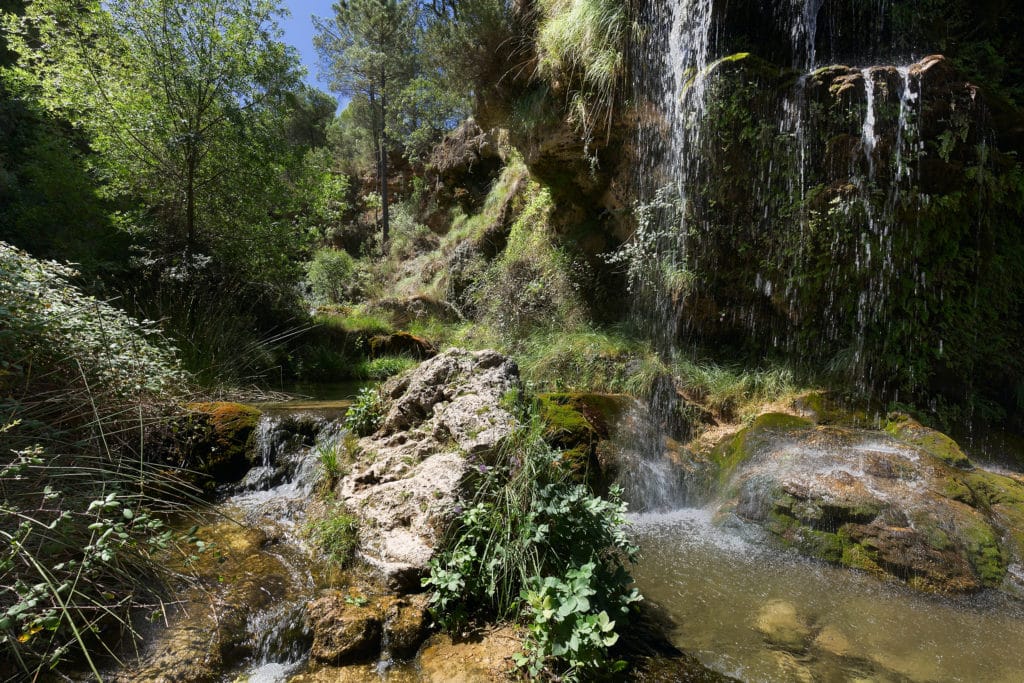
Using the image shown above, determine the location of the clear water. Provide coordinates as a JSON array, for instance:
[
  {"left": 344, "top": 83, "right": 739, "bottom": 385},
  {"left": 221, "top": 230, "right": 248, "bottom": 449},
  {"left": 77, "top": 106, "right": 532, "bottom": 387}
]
[{"left": 630, "top": 509, "right": 1024, "bottom": 682}]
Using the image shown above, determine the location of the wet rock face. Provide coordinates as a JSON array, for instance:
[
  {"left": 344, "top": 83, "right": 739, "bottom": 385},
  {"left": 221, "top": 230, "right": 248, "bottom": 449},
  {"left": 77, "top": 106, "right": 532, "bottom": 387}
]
[
  {"left": 151, "top": 401, "right": 262, "bottom": 490},
  {"left": 336, "top": 349, "right": 522, "bottom": 590},
  {"left": 712, "top": 414, "right": 1024, "bottom": 593},
  {"left": 307, "top": 597, "right": 382, "bottom": 664},
  {"left": 305, "top": 592, "right": 432, "bottom": 665}
]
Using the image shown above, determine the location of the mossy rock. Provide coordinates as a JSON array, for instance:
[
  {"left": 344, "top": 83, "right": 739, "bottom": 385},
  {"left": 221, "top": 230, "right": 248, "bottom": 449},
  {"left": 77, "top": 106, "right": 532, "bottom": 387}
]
[
  {"left": 536, "top": 392, "right": 631, "bottom": 484},
  {"left": 182, "top": 402, "right": 262, "bottom": 487},
  {"left": 885, "top": 413, "right": 971, "bottom": 468},
  {"left": 792, "top": 391, "right": 869, "bottom": 426},
  {"left": 710, "top": 412, "right": 812, "bottom": 490},
  {"left": 957, "top": 469, "right": 1024, "bottom": 560},
  {"left": 367, "top": 332, "right": 436, "bottom": 360}
]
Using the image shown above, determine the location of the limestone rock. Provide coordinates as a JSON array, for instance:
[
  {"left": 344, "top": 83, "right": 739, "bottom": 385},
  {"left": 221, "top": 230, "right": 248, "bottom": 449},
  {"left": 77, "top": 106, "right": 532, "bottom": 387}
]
[
  {"left": 709, "top": 413, "right": 1024, "bottom": 593},
  {"left": 337, "top": 349, "right": 522, "bottom": 590}
]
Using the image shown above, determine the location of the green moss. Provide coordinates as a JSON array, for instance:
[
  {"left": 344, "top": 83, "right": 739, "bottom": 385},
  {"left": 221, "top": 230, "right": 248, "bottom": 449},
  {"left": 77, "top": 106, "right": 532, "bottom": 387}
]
[
  {"left": 964, "top": 470, "right": 1024, "bottom": 508},
  {"left": 536, "top": 392, "right": 629, "bottom": 478},
  {"left": 751, "top": 412, "right": 813, "bottom": 431},
  {"left": 837, "top": 532, "right": 883, "bottom": 574},
  {"left": 885, "top": 414, "right": 971, "bottom": 468},
  {"left": 185, "top": 402, "right": 262, "bottom": 485},
  {"left": 710, "top": 414, "right": 811, "bottom": 492},
  {"left": 956, "top": 513, "right": 1007, "bottom": 586},
  {"left": 711, "top": 414, "right": 811, "bottom": 486}
]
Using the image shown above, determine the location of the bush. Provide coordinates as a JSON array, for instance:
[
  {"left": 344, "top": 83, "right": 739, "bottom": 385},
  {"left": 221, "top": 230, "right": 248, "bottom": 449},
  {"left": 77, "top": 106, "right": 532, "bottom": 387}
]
[
  {"left": 307, "top": 248, "right": 357, "bottom": 305},
  {"left": 344, "top": 387, "right": 384, "bottom": 437},
  {"left": 423, "top": 415, "right": 641, "bottom": 681},
  {"left": 0, "top": 243, "right": 193, "bottom": 675}
]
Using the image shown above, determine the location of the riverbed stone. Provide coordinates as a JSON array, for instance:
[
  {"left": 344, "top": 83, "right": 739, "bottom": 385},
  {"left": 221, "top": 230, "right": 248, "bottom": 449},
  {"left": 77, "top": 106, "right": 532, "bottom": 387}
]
[
  {"left": 384, "top": 594, "right": 432, "bottom": 658},
  {"left": 336, "top": 348, "right": 522, "bottom": 590},
  {"left": 812, "top": 624, "right": 852, "bottom": 658},
  {"left": 754, "top": 599, "right": 811, "bottom": 652}
]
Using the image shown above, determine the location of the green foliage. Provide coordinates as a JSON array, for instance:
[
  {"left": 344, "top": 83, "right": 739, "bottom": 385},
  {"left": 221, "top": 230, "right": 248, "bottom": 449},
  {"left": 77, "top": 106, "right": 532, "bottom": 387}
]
[
  {"left": 354, "top": 355, "right": 419, "bottom": 381},
  {"left": 0, "top": 243, "right": 195, "bottom": 674},
  {"left": 423, "top": 417, "right": 641, "bottom": 680},
  {"left": 307, "top": 249, "right": 357, "bottom": 305},
  {"left": 673, "top": 358, "right": 799, "bottom": 422},
  {"left": 316, "top": 441, "right": 346, "bottom": 483},
  {"left": 344, "top": 387, "right": 384, "bottom": 437},
  {"left": 518, "top": 327, "right": 668, "bottom": 396},
  {"left": 7, "top": 0, "right": 304, "bottom": 269},
  {"left": 0, "top": 242, "right": 183, "bottom": 397},
  {"left": 536, "top": 0, "right": 630, "bottom": 142},
  {"left": 473, "top": 183, "right": 589, "bottom": 340},
  {"left": 306, "top": 505, "right": 359, "bottom": 566}
]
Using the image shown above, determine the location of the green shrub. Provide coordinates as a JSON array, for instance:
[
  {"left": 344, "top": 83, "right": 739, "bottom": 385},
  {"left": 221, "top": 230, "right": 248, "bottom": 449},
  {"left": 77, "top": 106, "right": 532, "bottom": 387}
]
[
  {"left": 344, "top": 387, "right": 384, "bottom": 436},
  {"left": 307, "top": 248, "right": 357, "bottom": 304},
  {"left": 423, "top": 416, "right": 641, "bottom": 681},
  {"left": 0, "top": 243, "right": 194, "bottom": 674}
]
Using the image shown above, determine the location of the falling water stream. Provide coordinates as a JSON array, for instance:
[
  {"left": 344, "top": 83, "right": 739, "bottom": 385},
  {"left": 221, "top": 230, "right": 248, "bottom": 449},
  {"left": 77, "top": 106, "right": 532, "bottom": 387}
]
[{"left": 622, "top": 0, "right": 1024, "bottom": 680}]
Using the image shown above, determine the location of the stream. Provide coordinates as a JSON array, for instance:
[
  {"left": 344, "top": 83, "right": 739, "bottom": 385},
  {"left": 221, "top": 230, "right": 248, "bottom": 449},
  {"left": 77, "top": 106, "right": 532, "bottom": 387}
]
[{"left": 125, "top": 383, "right": 1024, "bottom": 683}]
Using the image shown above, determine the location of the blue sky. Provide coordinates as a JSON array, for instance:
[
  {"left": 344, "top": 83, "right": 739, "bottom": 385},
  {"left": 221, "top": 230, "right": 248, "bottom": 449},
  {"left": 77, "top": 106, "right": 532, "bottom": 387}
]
[{"left": 279, "top": 1, "right": 348, "bottom": 108}]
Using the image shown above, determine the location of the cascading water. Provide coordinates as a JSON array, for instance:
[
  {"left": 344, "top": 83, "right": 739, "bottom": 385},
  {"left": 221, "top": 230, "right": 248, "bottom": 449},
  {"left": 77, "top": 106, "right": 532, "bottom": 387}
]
[
  {"left": 122, "top": 405, "right": 358, "bottom": 682},
  {"left": 615, "top": 2, "right": 1024, "bottom": 680},
  {"left": 620, "top": 0, "right": 937, "bottom": 512}
]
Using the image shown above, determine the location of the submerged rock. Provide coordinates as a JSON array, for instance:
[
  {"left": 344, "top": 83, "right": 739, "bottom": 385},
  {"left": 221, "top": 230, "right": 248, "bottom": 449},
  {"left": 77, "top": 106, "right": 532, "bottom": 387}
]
[
  {"left": 706, "top": 413, "right": 1024, "bottom": 593},
  {"left": 754, "top": 600, "right": 811, "bottom": 652},
  {"left": 335, "top": 348, "right": 522, "bottom": 590}
]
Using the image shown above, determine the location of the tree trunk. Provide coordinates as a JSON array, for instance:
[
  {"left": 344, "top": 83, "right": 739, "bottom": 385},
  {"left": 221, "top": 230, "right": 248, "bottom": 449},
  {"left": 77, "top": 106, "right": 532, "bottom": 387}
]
[
  {"left": 380, "top": 73, "right": 390, "bottom": 247},
  {"left": 185, "top": 156, "right": 196, "bottom": 259}
]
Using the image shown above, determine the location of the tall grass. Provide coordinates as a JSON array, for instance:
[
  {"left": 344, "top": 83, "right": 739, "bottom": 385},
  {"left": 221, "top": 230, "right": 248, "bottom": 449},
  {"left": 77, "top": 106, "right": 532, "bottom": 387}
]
[
  {"left": 536, "top": 0, "right": 631, "bottom": 142},
  {"left": 0, "top": 243, "right": 198, "bottom": 676},
  {"left": 517, "top": 326, "right": 668, "bottom": 395},
  {"left": 672, "top": 357, "right": 800, "bottom": 422}
]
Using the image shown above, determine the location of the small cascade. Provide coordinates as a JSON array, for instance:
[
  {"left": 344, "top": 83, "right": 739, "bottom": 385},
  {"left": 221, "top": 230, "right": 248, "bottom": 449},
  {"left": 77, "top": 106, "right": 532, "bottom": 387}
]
[{"left": 861, "top": 68, "right": 878, "bottom": 177}]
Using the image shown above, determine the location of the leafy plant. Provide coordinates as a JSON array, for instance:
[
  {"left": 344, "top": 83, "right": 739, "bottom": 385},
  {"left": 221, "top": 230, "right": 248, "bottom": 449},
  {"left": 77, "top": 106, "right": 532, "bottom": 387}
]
[
  {"left": 423, "top": 415, "right": 641, "bottom": 680},
  {"left": 344, "top": 387, "right": 384, "bottom": 436},
  {"left": 307, "top": 248, "right": 358, "bottom": 305},
  {"left": 0, "top": 243, "right": 198, "bottom": 675}
]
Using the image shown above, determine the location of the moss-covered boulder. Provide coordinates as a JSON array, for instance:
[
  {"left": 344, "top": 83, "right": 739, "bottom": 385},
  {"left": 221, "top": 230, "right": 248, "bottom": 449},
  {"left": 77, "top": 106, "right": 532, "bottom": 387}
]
[
  {"left": 367, "top": 332, "right": 437, "bottom": 360},
  {"left": 536, "top": 392, "right": 631, "bottom": 489},
  {"left": 704, "top": 412, "right": 1024, "bottom": 593},
  {"left": 884, "top": 412, "right": 971, "bottom": 468},
  {"left": 174, "top": 402, "right": 262, "bottom": 488}
]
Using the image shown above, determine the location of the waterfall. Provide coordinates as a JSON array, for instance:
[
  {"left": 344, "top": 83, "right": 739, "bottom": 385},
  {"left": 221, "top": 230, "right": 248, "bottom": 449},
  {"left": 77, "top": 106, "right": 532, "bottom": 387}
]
[{"left": 619, "top": 0, "right": 929, "bottom": 511}]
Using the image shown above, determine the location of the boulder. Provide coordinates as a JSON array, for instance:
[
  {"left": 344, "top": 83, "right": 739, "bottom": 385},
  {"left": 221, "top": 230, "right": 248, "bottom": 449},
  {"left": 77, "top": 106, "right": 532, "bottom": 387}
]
[
  {"left": 367, "top": 332, "right": 437, "bottom": 361},
  {"left": 306, "top": 595, "right": 383, "bottom": 664},
  {"left": 166, "top": 402, "right": 262, "bottom": 488},
  {"left": 336, "top": 349, "right": 522, "bottom": 590},
  {"left": 707, "top": 413, "right": 1024, "bottom": 593},
  {"left": 383, "top": 594, "right": 432, "bottom": 659},
  {"left": 754, "top": 600, "right": 811, "bottom": 652}
]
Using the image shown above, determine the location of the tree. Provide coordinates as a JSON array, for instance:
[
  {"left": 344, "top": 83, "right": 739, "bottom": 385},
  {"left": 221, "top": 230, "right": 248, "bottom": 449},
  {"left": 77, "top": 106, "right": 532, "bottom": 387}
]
[
  {"left": 8, "top": 0, "right": 302, "bottom": 264},
  {"left": 314, "top": 0, "right": 419, "bottom": 245}
]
